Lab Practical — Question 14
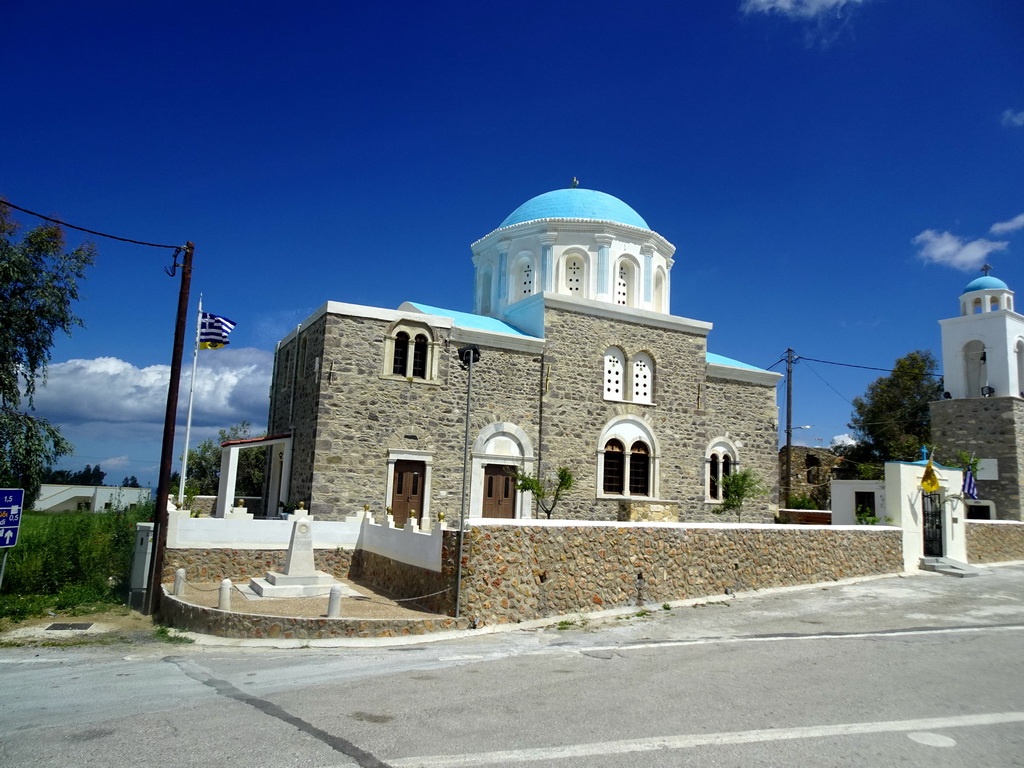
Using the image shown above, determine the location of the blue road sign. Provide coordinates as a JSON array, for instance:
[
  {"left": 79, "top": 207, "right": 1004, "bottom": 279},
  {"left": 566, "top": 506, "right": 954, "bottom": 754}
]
[{"left": 0, "top": 489, "right": 25, "bottom": 549}]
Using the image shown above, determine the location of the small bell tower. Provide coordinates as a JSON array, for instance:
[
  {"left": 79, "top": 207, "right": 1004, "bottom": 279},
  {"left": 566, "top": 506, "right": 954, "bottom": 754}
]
[{"left": 938, "top": 267, "right": 1024, "bottom": 399}]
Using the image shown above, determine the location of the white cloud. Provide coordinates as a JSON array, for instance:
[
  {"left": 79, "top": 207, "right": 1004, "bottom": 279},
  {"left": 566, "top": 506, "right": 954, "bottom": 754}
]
[
  {"left": 990, "top": 213, "right": 1024, "bottom": 235},
  {"left": 33, "top": 348, "right": 273, "bottom": 430},
  {"left": 741, "top": 0, "right": 869, "bottom": 19},
  {"left": 912, "top": 229, "right": 1009, "bottom": 272},
  {"left": 1002, "top": 109, "right": 1024, "bottom": 128},
  {"left": 830, "top": 434, "right": 855, "bottom": 448}
]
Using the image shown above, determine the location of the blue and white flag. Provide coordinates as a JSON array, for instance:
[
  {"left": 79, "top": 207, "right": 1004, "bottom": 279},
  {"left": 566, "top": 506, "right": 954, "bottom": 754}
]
[
  {"left": 962, "top": 468, "right": 978, "bottom": 500},
  {"left": 199, "top": 312, "right": 237, "bottom": 349}
]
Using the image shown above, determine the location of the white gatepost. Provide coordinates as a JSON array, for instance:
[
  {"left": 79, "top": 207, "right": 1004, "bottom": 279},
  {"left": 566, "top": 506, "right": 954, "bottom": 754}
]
[{"left": 214, "top": 444, "right": 242, "bottom": 518}]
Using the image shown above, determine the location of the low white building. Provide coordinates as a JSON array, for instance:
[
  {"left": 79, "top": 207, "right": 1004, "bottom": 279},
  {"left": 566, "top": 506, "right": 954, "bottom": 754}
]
[{"left": 33, "top": 484, "right": 151, "bottom": 513}]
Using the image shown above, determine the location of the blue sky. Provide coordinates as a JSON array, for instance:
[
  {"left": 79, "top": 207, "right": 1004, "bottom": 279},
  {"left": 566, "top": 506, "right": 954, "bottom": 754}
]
[{"left": 3, "top": 0, "right": 1022, "bottom": 489}]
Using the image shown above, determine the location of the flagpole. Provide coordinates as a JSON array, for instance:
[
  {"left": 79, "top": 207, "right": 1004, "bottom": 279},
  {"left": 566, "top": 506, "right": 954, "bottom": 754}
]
[{"left": 178, "top": 294, "right": 203, "bottom": 505}]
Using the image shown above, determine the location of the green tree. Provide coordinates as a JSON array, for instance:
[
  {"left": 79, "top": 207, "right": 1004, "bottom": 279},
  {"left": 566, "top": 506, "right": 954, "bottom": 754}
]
[
  {"left": 838, "top": 350, "right": 943, "bottom": 476},
  {"left": 184, "top": 421, "right": 265, "bottom": 496},
  {"left": 513, "top": 466, "right": 575, "bottom": 519},
  {"left": 121, "top": 475, "right": 140, "bottom": 488},
  {"left": 718, "top": 468, "right": 770, "bottom": 522},
  {"left": 0, "top": 205, "right": 95, "bottom": 507}
]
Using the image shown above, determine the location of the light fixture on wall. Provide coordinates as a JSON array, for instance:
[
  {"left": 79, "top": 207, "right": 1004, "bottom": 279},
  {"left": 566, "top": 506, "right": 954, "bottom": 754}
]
[{"left": 981, "top": 386, "right": 995, "bottom": 397}]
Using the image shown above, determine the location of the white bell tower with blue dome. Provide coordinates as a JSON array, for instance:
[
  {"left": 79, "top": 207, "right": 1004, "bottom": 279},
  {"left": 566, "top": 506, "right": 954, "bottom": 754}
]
[
  {"left": 932, "top": 269, "right": 1024, "bottom": 521},
  {"left": 470, "top": 187, "right": 675, "bottom": 322},
  {"left": 939, "top": 272, "right": 1024, "bottom": 399}
]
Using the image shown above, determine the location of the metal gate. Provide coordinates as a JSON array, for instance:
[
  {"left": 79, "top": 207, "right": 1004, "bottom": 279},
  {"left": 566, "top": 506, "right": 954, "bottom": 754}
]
[{"left": 922, "top": 492, "right": 943, "bottom": 557}]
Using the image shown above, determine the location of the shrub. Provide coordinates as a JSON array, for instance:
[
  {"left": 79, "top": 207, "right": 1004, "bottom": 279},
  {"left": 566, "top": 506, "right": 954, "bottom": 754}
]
[{"left": 0, "top": 503, "right": 153, "bottom": 619}]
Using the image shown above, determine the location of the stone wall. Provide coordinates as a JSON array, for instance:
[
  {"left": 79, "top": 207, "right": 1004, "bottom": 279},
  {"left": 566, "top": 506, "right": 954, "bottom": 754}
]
[
  {"left": 455, "top": 521, "right": 903, "bottom": 625},
  {"left": 162, "top": 547, "right": 353, "bottom": 582},
  {"left": 349, "top": 533, "right": 460, "bottom": 615},
  {"left": 159, "top": 521, "right": 904, "bottom": 627},
  {"left": 539, "top": 305, "right": 778, "bottom": 522},
  {"left": 965, "top": 520, "right": 1024, "bottom": 563},
  {"left": 267, "top": 301, "right": 779, "bottom": 526},
  {"left": 159, "top": 592, "right": 469, "bottom": 640},
  {"left": 270, "top": 310, "right": 542, "bottom": 520},
  {"left": 931, "top": 397, "right": 1024, "bottom": 520},
  {"left": 779, "top": 446, "right": 843, "bottom": 508}
]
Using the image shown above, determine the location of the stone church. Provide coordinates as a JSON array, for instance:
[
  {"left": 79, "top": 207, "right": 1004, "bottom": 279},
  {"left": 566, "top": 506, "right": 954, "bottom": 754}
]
[
  {"left": 931, "top": 272, "right": 1024, "bottom": 520},
  {"left": 264, "top": 187, "right": 781, "bottom": 524}
]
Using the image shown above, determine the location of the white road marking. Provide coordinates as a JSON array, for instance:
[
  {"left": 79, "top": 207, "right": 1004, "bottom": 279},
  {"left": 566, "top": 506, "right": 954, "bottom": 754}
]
[
  {"left": 390, "top": 711, "right": 1024, "bottom": 767},
  {"left": 575, "top": 623, "right": 1024, "bottom": 654},
  {"left": 908, "top": 731, "right": 957, "bottom": 747}
]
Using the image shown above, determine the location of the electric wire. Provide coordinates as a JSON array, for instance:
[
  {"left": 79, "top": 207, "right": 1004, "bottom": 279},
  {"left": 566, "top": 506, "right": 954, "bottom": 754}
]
[{"left": 0, "top": 199, "right": 183, "bottom": 249}]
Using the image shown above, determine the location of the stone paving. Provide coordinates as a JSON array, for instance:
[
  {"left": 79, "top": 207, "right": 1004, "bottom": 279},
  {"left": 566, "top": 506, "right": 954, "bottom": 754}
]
[{"left": 168, "top": 576, "right": 442, "bottom": 620}]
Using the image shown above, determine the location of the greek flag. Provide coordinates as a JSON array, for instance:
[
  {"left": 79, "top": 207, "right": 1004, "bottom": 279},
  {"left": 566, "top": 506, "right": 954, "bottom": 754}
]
[
  {"left": 962, "top": 469, "right": 978, "bottom": 500},
  {"left": 199, "top": 312, "right": 237, "bottom": 349}
]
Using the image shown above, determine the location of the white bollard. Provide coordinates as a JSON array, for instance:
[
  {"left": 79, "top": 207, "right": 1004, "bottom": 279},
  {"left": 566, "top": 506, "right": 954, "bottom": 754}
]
[
  {"left": 327, "top": 584, "right": 343, "bottom": 618},
  {"left": 173, "top": 568, "right": 186, "bottom": 596},
  {"left": 218, "top": 579, "right": 232, "bottom": 611}
]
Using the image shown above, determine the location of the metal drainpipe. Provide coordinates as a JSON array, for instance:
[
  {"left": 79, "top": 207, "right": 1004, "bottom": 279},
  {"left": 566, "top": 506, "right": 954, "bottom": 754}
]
[{"left": 454, "top": 348, "right": 475, "bottom": 619}]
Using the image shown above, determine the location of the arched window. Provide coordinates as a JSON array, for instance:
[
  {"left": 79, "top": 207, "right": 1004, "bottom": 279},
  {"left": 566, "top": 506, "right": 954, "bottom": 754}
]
[
  {"left": 615, "top": 259, "right": 636, "bottom": 307},
  {"left": 1016, "top": 340, "right": 1024, "bottom": 397},
  {"left": 972, "top": 298, "right": 983, "bottom": 314},
  {"left": 603, "top": 440, "right": 625, "bottom": 494},
  {"left": 392, "top": 332, "right": 409, "bottom": 376},
  {"left": 629, "top": 441, "right": 650, "bottom": 496},
  {"left": 654, "top": 269, "right": 666, "bottom": 313},
  {"left": 598, "top": 418, "right": 659, "bottom": 498},
  {"left": 513, "top": 256, "right": 534, "bottom": 299},
  {"left": 604, "top": 347, "right": 626, "bottom": 401},
  {"left": 412, "top": 334, "right": 428, "bottom": 378},
  {"left": 707, "top": 440, "right": 737, "bottom": 502},
  {"left": 632, "top": 353, "right": 654, "bottom": 404},
  {"left": 479, "top": 270, "right": 493, "bottom": 315},
  {"left": 963, "top": 340, "right": 986, "bottom": 398},
  {"left": 386, "top": 324, "right": 436, "bottom": 382},
  {"left": 564, "top": 253, "right": 586, "bottom": 297}
]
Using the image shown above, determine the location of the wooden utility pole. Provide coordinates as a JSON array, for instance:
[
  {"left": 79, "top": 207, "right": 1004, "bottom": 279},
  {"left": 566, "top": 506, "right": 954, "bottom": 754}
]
[
  {"left": 142, "top": 242, "right": 194, "bottom": 616},
  {"left": 784, "top": 348, "right": 794, "bottom": 509}
]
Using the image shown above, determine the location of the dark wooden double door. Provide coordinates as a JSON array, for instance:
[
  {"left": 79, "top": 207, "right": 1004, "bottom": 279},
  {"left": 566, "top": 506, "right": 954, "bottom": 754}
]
[
  {"left": 391, "top": 461, "right": 424, "bottom": 526},
  {"left": 482, "top": 464, "right": 517, "bottom": 519},
  {"left": 391, "top": 461, "right": 517, "bottom": 523}
]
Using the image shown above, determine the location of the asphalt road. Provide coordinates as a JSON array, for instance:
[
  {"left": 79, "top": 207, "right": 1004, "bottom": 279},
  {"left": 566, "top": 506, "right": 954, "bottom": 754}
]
[{"left": 2, "top": 565, "right": 1022, "bottom": 767}]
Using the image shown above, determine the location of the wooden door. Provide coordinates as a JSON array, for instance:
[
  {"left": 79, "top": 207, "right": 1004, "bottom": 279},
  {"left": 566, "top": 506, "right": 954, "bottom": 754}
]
[
  {"left": 391, "top": 460, "right": 425, "bottom": 526},
  {"left": 482, "top": 464, "right": 517, "bottom": 519}
]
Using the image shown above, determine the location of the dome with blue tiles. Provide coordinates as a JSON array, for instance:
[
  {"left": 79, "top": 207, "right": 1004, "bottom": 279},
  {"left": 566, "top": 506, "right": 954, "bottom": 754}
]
[
  {"left": 499, "top": 188, "right": 650, "bottom": 230},
  {"left": 962, "top": 275, "right": 1009, "bottom": 294}
]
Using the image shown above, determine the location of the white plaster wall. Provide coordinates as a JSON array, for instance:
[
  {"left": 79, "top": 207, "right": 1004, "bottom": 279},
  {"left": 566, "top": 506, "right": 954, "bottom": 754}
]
[
  {"left": 166, "top": 510, "right": 444, "bottom": 572},
  {"left": 357, "top": 515, "right": 444, "bottom": 572},
  {"left": 884, "top": 461, "right": 967, "bottom": 571},
  {"left": 940, "top": 308, "right": 1024, "bottom": 399},
  {"left": 167, "top": 510, "right": 362, "bottom": 550},
  {"left": 33, "top": 485, "right": 151, "bottom": 512},
  {"left": 830, "top": 480, "right": 886, "bottom": 525}
]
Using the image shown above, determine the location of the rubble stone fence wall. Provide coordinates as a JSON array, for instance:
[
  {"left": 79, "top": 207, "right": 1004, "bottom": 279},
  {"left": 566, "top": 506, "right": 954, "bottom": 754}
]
[
  {"left": 454, "top": 520, "right": 903, "bottom": 625},
  {"left": 159, "top": 520, "right": 906, "bottom": 627},
  {"left": 965, "top": 520, "right": 1024, "bottom": 563}
]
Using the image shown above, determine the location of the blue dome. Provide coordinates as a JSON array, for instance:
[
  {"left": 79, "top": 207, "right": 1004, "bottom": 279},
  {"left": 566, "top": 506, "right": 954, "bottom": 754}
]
[
  {"left": 962, "top": 275, "right": 1009, "bottom": 294},
  {"left": 499, "top": 188, "right": 650, "bottom": 230}
]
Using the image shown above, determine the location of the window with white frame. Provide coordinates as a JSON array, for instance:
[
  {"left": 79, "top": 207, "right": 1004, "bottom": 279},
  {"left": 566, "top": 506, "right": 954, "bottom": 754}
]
[
  {"left": 598, "top": 419, "right": 658, "bottom": 498},
  {"left": 513, "top": 256, "right": 535, "bottom": 299},
  {"left": 706, "top": 441, "right": 737, "bottom": 502},
  {"left": 564, "top": 253, "right": 585, "bottom": 296},
  {"left": 385, "top": 323, "right": 436, "bottom": 382},
  {"left": 603, "top": 348, "right": 655, "bottom": 404},
  {"left": 603, "top": 347, "right": 625, "bottom": 400},
  {"left": 616, "top": 259, "right": 636, "bottom": 307},
  {"left": 632, "top": 353, "right": 653, "bottom": 404}
]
